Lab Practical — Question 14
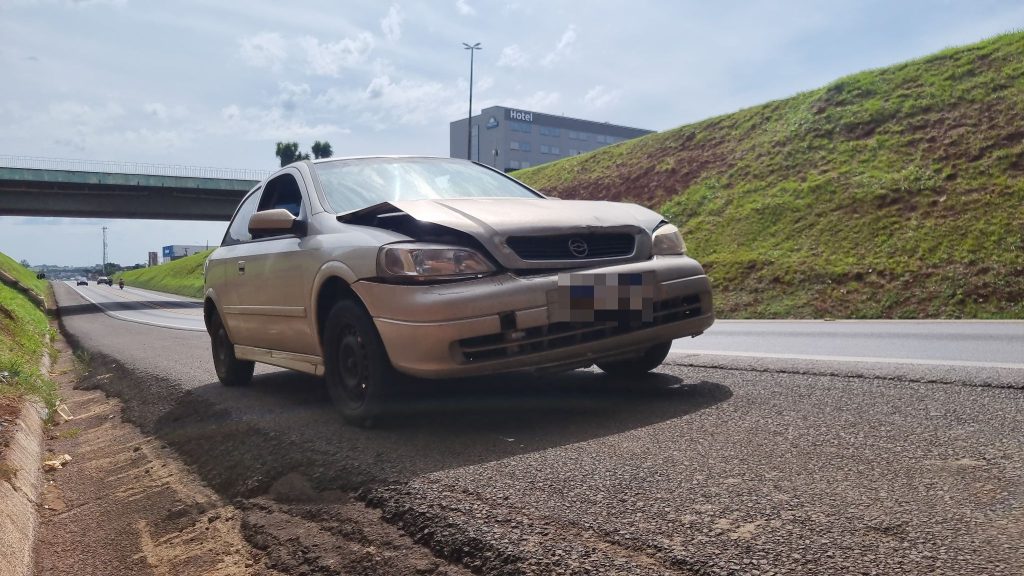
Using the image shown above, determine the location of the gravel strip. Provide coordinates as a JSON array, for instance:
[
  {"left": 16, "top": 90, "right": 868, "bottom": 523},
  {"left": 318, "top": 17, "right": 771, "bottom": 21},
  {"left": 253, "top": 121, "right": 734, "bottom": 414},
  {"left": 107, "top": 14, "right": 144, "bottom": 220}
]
[{"left": 370, "top": 367, "right": 1024, "bottom": 575}]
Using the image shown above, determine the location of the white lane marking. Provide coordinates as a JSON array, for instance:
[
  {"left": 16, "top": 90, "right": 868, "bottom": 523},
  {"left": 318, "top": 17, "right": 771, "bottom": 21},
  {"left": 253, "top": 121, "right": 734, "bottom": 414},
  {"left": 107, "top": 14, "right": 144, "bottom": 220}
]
[
  {"left": 67, "top": 283, "right": 204, "bottom": 332},
  {"left": 669, "top": 349, "right": 1024, "bottom": 370}
]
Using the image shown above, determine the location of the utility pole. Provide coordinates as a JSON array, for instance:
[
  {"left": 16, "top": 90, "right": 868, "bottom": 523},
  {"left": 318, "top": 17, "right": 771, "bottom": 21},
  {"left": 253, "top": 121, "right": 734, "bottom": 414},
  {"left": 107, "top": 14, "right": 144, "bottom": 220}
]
[
  {"left": 462, "top": 42, "right": 482, "bottom": 160},
  {"left": 102, "top": 226, "right": 108, "bottom": 275}
]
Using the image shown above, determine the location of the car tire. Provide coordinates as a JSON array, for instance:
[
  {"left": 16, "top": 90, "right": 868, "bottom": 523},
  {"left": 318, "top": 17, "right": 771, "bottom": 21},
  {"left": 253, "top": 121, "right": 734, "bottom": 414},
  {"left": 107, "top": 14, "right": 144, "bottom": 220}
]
[
  {"left": 596, "top": 341, "right": 672, "bottom": 377},
  {"left": 210, "top": 314, "right": 254, "bottom": 387},
  {"left": 323, "top": 299, "right": 396, "bottom": 427}
]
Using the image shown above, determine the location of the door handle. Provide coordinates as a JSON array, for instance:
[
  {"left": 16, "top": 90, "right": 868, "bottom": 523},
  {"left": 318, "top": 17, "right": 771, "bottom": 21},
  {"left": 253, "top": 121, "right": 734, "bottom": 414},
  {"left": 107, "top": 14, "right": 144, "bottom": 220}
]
[{"left": 237, "top": 260, "right": 246, "bottom": 275}]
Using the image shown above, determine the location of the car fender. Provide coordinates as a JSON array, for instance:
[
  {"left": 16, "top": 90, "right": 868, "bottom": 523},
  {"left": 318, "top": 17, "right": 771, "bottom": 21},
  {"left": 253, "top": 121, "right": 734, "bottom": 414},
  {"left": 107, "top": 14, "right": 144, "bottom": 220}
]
[
  {"left": 308, "top": 261, "right": 361, "bottom": 344},
  {"left": 202, "top": 288, "right": 236, "bottom": 340}
]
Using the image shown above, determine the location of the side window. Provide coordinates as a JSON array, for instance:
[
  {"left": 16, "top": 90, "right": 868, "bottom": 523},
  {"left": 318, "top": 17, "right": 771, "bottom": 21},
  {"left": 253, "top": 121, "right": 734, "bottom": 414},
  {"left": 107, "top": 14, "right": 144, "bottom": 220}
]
[
  {"left": 223, "top": 189, "right": 263, "bottom": 245},
  {"left": 258, "top": 173, "right": 304, "bottom": 217}
]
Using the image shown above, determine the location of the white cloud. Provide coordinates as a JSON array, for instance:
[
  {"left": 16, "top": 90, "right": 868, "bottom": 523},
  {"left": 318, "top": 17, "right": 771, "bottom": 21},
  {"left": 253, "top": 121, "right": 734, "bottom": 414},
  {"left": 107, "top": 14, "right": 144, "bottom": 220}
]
[
  {"left": 67, "top": 0, "right": 126, "bottom": 6},
  {"left": 218, "top": 104, "right": 346, "bottom": 141},
  {"left": 143, "top": 102, "right": 188, "bottom": 120},
  {"left": 506, "top": 90, "right": 561, "bottom": 112},
  {"left": 582, "top": 85, "right": 621, "bottom": 110},
  {"left": 238, "top": 32, "right": 287, "bottom": 71},
  {"left": 49, "top": 101, "right": 125, "bottom": 124},
  {"left": 380, "top": 4, "right": 404, "bottom": 42},
  {"left": 276, "top": 81, "right": 310, "bottom": 111},
  {"left": 541, "top": 24, "right": 577, "bottom": 67},
  {"left": 455, "top": 0, "right": 474, "bottom": 16},
  {"left": 300, "top": 32, "right": 375, "bottom": 77},
  {"left": 497, "top": 44, "right": 528, "bottom": 68},
  {"left": 319, "top": 74, "right": 464, "bottom": 129}
]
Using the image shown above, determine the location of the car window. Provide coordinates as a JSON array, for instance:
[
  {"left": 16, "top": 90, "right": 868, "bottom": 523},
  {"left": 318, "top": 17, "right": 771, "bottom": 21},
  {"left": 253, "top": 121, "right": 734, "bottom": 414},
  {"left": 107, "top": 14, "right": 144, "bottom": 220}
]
[
  {"left": 258, "top": 173, "right": 304, "bottom": 217},
  {"left": 222, "top": 188, "right": 262, "bottom": 245},
  {"left": 315, "top": 158, "right": 541, "bottom": 214}
]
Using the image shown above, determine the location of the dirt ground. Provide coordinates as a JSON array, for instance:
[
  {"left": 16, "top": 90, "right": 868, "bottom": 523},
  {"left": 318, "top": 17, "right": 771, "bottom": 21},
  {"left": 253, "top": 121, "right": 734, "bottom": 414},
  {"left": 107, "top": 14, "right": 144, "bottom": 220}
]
[{"left": 34, "top": 328, "right": 473, "bottom": 576}]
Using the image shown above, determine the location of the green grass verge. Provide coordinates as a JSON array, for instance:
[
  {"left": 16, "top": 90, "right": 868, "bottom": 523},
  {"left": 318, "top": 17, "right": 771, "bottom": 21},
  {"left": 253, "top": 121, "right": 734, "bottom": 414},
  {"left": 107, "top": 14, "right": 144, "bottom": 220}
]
[
  {"left": 113, "top": 249, "right": 213, "bottom": 299},
  {"left": 0, "top": 256, "right": 57, "bottom": 410},
  {"left": 515, "top": 31, "right": 1024, "bottom": 318},
  {"left": 0, "top": 251, "right": 48, "bottom": 299}
]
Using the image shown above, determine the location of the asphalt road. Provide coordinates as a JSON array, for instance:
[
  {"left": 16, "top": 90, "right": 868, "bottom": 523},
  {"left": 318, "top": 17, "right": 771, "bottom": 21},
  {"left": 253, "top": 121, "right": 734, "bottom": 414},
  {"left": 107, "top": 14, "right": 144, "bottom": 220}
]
[
  {"left": 54, "top": 282, "right": 1024, "bottom": 575},
  {"left": 673, "top": 319, "right": 1024, "bottom": 367},
  {"left": 65, "top": 281, "right": 1024, "bottom": 368},
  {"left": 64, "top": 281, "right": 204, "bottom": 331}
]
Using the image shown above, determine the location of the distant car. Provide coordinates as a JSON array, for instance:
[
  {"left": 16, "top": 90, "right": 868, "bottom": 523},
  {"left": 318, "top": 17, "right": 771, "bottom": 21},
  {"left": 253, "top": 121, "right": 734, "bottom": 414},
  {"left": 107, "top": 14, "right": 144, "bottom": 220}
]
[
  {"left": 76, "top": 279, "right": 88, "bottom": 286},
  {"left": 97, "top": 276, "right": 113, "bottom": 286}
]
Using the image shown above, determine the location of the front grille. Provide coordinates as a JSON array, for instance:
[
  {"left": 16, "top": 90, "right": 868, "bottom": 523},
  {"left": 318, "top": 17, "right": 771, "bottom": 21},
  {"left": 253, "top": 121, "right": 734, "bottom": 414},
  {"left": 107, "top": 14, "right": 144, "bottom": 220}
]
[
  {"left": 456, "top": 294, "right": 703, "bottom": 364},
  {"left": 506, "top": 233, "right": 635, "bottom": 261}
]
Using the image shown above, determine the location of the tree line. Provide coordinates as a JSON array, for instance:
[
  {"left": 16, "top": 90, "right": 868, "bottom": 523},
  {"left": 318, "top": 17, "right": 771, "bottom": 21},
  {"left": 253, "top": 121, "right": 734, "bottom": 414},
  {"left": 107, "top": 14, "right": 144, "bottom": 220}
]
[{"left": 275, "top": 140, "right": 333, "bottom": 167}]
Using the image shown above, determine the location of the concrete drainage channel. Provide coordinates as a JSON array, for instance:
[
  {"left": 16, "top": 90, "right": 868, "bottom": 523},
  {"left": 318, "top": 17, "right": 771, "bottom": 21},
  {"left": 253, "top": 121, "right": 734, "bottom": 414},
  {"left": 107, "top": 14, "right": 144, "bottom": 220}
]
[{"left": 0, "top": 398, "right": 44, "bottom": 576}]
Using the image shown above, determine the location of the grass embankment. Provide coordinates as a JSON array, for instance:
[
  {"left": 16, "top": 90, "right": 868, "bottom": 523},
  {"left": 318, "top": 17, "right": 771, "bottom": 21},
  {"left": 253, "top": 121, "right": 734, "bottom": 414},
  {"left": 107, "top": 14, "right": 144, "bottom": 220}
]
[
  {"left": 0, "top": 254, "right": 57, "bottom": 409},
  {"left": 114, "top": 249, "right": 213, "bottom": 299},
  {"left": 0, "top": 252, "right": 48, "bottom": 300},
  {"left": 516, "top": 32, "right": 1024, "bottom": 318}
]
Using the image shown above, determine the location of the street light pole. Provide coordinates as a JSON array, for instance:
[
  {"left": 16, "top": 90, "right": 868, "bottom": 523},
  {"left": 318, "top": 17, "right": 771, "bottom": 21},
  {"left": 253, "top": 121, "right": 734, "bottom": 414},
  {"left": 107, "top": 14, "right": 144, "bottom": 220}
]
[
  {"left": 101, "top": 226, "right": 108, "bottom": 275},
  {"left": 462, "top": 42, "right": 481, "bottom": 160}
]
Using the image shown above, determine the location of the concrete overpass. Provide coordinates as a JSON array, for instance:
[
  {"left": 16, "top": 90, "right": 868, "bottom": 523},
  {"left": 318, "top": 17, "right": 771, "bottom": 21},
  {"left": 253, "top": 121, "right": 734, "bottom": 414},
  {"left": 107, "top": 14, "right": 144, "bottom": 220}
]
[{"left": 0, "top": 156, "right": 270, "bottom": 221}]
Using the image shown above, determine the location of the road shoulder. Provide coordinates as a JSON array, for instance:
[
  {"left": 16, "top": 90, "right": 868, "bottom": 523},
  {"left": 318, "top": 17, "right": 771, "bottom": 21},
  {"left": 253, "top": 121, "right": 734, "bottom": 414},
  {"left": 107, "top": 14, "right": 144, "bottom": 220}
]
[{"left": 33, "top": 332, "right": 283, "bottom": 576}]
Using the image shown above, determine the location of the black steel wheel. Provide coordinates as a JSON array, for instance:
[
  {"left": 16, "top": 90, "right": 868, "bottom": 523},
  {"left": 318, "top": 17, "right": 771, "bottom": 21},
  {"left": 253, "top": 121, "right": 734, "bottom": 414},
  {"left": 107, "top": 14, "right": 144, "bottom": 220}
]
[
  {"left": 596, "top": 341, "right": 672, "bottom": 377},
  {"left": 323, "top": 300, "right": 396, "bottom": 426},
  {"left": 210, "top": 314, "right": 254, "bottom": 387}
]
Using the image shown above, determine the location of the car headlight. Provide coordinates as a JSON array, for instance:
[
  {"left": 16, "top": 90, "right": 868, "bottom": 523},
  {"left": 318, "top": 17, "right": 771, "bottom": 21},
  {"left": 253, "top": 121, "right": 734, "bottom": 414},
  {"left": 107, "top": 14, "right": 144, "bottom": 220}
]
[
  {"left": 378, "top": 243, "right": 496, "bottom": 281},
  {"left": 652, "top": 223, "right": 687, "bottom": 256}
]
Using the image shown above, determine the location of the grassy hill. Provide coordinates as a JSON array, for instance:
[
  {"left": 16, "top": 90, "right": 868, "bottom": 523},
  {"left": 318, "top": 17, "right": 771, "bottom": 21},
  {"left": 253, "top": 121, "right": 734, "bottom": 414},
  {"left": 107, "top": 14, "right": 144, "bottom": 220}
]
[
  {"left": 516, "top": 32, "right": 1024, "bottom": 318},
  {"left": 0, "top": 253, "right": 57, "bottom": 409},
  {"left": 0, "top": 252, "right": 48, "bottom": 301},
  {"left": 115, "top": 249, "right": 213, "bottom": 299}
]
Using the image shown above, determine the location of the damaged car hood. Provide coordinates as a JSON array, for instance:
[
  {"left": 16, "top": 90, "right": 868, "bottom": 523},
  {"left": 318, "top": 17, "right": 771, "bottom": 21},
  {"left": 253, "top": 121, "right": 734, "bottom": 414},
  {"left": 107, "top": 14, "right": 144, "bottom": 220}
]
[{"left": 339, "top": 197, "right": 664, "bottom": 269}]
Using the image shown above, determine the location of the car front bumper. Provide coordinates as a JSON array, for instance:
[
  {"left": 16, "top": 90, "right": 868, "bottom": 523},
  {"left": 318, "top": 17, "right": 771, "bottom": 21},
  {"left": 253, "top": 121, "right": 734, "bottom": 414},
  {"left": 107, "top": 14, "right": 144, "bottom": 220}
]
[{"left": 351, "top": 256, "right": 714, "bottom": 379}]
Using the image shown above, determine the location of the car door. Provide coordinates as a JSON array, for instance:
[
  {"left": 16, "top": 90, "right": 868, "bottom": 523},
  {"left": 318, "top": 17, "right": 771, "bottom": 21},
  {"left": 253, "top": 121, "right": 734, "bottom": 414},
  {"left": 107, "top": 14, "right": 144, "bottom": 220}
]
[
  {"left": 222, "top": 169, "right": 319, "bottom": 355},
  {"left": 208, "top": 186, "right": 262, "bottom": 344}
]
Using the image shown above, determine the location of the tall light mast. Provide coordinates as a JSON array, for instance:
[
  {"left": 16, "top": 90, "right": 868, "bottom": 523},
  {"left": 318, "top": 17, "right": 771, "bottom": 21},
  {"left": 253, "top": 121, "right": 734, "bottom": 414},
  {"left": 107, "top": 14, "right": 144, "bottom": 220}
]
[{"left": 102, "top": 226, "right": 108, "bottom": 274}]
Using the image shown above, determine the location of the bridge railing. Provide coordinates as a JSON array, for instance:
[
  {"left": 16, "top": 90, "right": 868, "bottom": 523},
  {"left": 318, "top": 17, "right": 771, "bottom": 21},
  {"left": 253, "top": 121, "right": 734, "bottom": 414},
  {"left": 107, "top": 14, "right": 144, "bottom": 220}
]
[{"left": 0, "top": 155, "right": 271, "bottom": 181}]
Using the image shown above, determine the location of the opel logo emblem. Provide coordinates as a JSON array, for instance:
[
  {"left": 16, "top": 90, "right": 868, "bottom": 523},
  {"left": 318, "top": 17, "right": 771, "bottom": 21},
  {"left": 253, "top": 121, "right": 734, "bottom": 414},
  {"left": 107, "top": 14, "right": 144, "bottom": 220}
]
[{"left": 568, "top": 238, "right": 589, "bottom": 258}]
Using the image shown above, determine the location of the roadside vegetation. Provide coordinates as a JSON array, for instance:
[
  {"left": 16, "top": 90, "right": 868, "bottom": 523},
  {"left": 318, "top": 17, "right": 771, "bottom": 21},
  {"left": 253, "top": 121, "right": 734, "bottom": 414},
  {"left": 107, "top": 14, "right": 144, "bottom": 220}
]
[
  {"left": 0, "top": 252, "right": 49, "bottom": 300},
  {"left": 0, "top": 253, "right": 57, "bottom": 410},
  {"left": 114, "top": 249, "right": 212, "bottom": 299},
  {"left": 515, "top": 32, "right": 1024, "bottom": 318}
]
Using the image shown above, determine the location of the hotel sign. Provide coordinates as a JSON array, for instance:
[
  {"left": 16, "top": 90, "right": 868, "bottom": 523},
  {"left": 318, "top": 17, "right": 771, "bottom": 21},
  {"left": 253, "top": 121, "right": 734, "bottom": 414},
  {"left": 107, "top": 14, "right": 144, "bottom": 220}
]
[{"left": 508, "top": 109, "right": 534, "bottom": 122}]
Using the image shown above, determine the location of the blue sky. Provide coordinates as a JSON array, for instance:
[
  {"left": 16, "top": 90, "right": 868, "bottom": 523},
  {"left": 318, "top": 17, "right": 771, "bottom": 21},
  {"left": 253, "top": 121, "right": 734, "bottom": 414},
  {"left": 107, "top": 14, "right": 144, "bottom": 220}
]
[{"left": 1, "top": 0, "right": 1022, "bottom": 265}]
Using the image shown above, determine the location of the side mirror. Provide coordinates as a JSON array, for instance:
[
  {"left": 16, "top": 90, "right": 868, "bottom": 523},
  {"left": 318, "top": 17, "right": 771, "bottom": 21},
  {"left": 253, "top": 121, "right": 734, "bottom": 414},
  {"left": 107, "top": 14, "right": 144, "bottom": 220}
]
[{"left": 248, "top": 209, "right": 300, "bottom": 236}]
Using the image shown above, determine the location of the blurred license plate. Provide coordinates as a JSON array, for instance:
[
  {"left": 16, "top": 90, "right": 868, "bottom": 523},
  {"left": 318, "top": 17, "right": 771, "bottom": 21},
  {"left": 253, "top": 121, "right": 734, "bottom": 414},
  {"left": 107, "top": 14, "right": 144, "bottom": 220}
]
[{"left": 549, "top": 271, "right": 655, "bottom": 323}]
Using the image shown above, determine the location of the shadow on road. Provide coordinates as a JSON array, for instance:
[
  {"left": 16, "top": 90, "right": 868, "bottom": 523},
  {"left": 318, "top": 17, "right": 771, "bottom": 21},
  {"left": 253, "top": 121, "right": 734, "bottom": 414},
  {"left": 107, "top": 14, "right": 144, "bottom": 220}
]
[
  {"left": 57, "top": 300, "right": 203, "bottom": 317},
  {"left": 150, "top": 368, "right": 731, "bottom": 498}
]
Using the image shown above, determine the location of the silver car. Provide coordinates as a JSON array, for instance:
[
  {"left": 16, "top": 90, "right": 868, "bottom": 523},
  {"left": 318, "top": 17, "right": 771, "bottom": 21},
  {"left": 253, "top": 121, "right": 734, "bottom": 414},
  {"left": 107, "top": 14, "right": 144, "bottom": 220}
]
[{"left": 203, "top": 157, "right": 713, "bottom": 424}]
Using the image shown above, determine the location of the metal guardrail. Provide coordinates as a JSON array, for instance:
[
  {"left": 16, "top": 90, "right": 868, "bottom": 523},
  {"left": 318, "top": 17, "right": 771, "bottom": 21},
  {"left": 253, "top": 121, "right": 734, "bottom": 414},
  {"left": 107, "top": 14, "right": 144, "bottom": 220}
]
[{"left": 0, "top": 155, "right": 271, "bottom": 181}]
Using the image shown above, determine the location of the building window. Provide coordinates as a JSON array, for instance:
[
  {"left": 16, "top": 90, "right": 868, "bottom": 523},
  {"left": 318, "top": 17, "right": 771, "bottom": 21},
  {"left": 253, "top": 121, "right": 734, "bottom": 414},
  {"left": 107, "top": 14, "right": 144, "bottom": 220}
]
[
  {"left": 520, "top": 161, "right": 530, "bottom": 168},
  {"left": 540, "top": 144, "right": 560, "bottom": 155},
  {"left": 511, "top": 140, "right": 531, "bottom": 152},
  {"left": 568, "top": 130, "right": 589, "bottom": 141},
  {"left": 509, "top": 160, "right": 521, "bottom": 169},
  {"left": 595, "top": 134, "right": 608, "bottom": 144},
  {"left": 539, "top": 126, "right": 561, "bottom": 137},
  {"left": 509, "top": 121, "right": 532, "bottom": 134},
  {"left": 568, "top": 149, "right": 579, "bottom": 156}
]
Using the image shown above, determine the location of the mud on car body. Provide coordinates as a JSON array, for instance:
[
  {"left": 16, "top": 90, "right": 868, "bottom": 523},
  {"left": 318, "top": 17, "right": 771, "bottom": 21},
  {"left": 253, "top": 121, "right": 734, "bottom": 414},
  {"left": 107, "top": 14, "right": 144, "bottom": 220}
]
[{"left": 203, "top": 156, "right": 714, "bottom": 425}]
